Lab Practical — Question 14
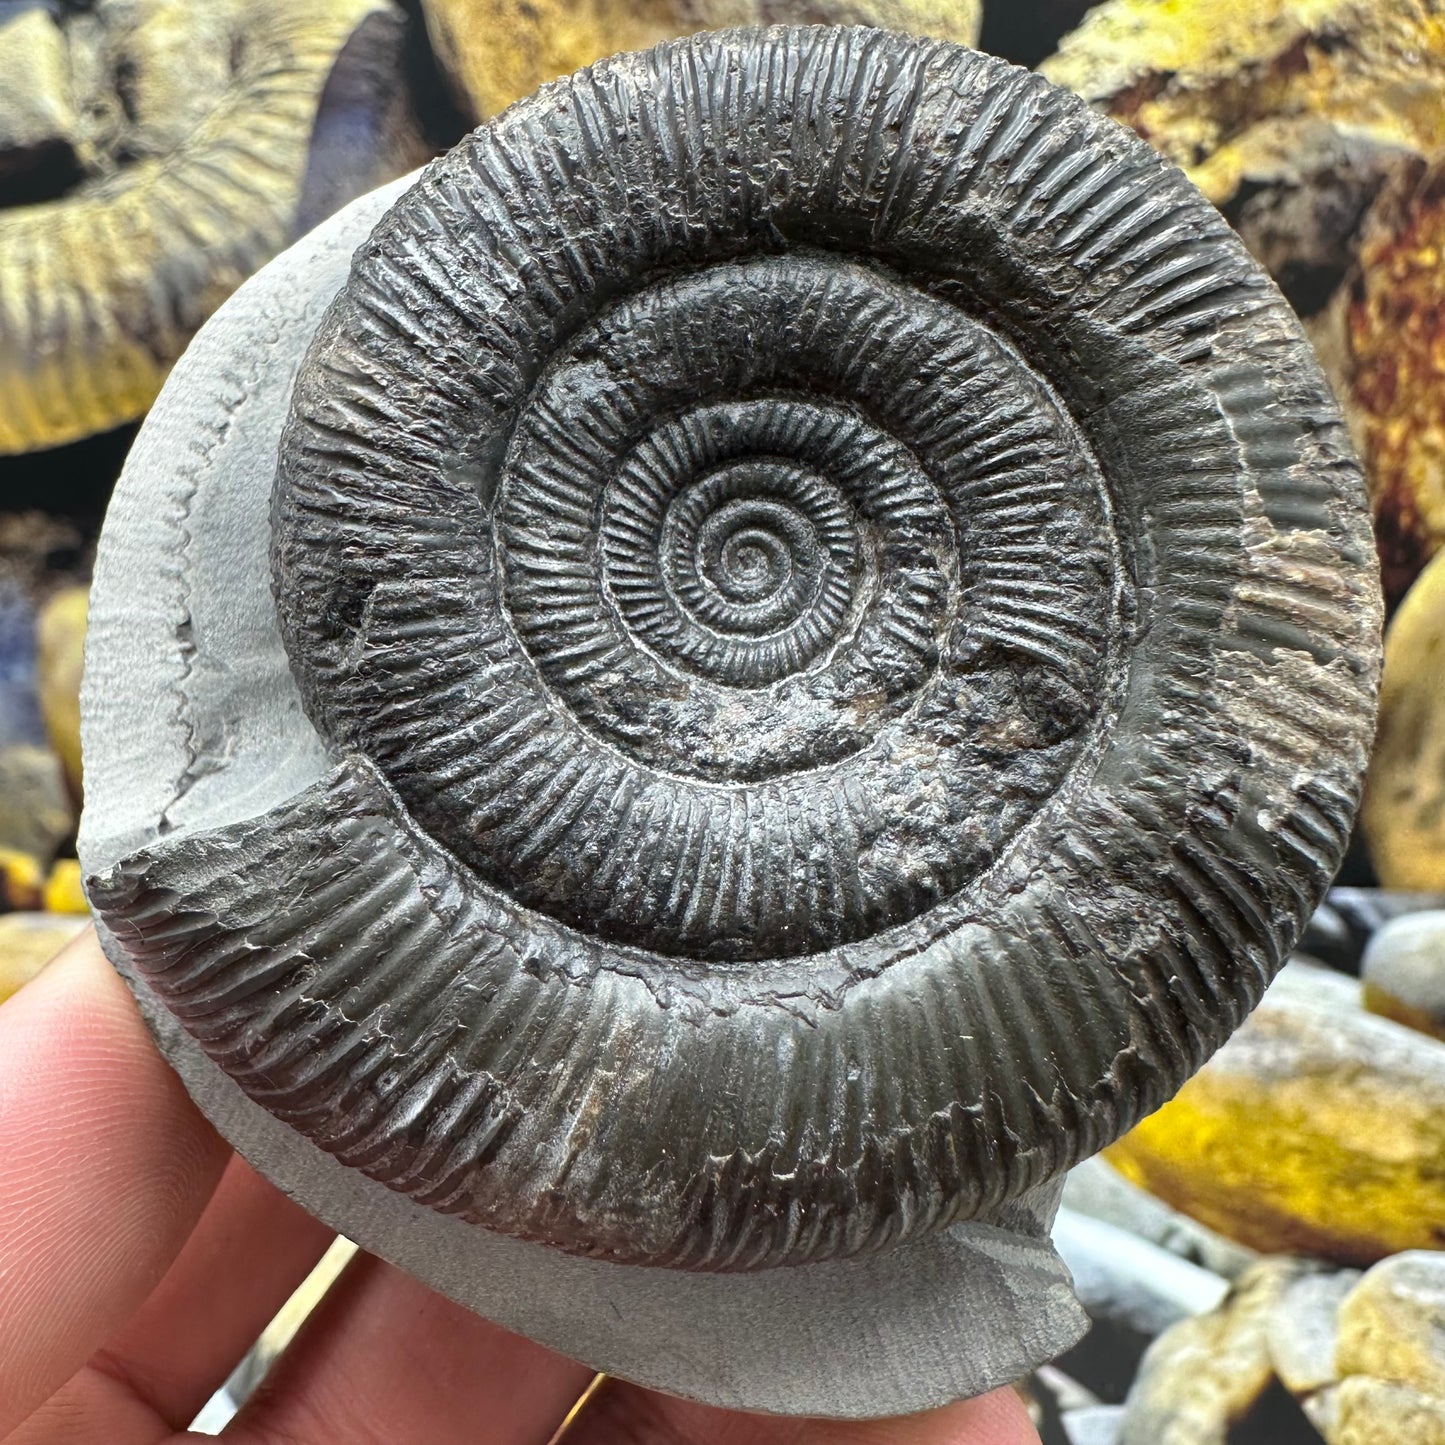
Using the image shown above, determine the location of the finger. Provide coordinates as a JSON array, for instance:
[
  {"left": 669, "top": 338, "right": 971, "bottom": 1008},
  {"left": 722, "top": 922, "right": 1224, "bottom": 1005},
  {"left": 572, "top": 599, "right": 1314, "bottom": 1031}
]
[
  {"left": 226, "top": 1254, "right": 594, "bottom": 1445},
  {"left": 0, "top": 930, "right": 230, "bottom": 1436},
  {"left": 567, "top": 1380, "right": 1042, "bottom": 1445},
  {"left": 9, "top": 1156, "right": 334, "bottom": 1445}
]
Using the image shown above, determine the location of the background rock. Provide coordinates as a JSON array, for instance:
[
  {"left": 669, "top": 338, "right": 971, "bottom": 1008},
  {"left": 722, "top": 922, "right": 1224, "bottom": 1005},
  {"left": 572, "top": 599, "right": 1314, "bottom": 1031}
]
[
  {"left": 1107, "top": 964, "right": 1445, "bottom": 1263},
  {"left": 0, "top": 911, "right": 85, "bottom": 1003},
  {"left": 1363, "top": 548, "right": 1445, "bottom": 889},
  {"left": 1361, "top": 910, "right": 1445, "bottom": 1040}
]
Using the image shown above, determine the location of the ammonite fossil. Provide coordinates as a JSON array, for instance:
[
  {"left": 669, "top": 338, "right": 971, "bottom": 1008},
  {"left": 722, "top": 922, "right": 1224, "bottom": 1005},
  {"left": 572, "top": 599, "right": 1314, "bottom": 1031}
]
[
  {"left": 80, "top": 24, "right": 1381, "bottom": 1414},
  {"left": 0, "top": 0, "right": 423, "bottom": 456}
]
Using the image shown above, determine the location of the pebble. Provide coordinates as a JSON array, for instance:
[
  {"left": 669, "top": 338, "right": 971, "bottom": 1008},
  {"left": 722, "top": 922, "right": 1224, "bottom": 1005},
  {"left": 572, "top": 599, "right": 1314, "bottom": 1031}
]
[
  {"left": 0, "top": 740, "right": 74, "bottom": 863},
  {"left": 1333, "top": 1377, "right": 1445, "bottom": 1444},
  {"left": 1337, "top": 1251, "right": 1445, "bottom": 1397},
  {"left": 421, "top": 0, "right": 983, "bottom": 120},
  {"left": 1363, "top": 548, "right": 1445, "bottom": 890},
  {"left": 0, "top": 911, "right": 86, "bottom": 1004},
  {"left": 1106, "top": 963, "right": 1445, "bottom": 1264},
  {"left": 1268, "top": 1267, "right": 1361, "bottom": 1399},
  {"left": 1063, "top": 1157, "right": 1260, "bottom": 1281},
  {"left": 1116, "top": 1257, "right": 1311, "bottom": 1445},
  {"left": 0, "top": 846, "right": 42, "bottom": 911},
  {"left": 1052, "top": 1208, "right": 1229, "bottom": 1340},
  {"left": 1361, "top": 910, "right": 1445, "bottom": 1041},
  {"left": 42, "top": 857, "right": 86, "bottom": 914},
  {"left": 35, "top": 583, "right": 85, "bottom": 798}
]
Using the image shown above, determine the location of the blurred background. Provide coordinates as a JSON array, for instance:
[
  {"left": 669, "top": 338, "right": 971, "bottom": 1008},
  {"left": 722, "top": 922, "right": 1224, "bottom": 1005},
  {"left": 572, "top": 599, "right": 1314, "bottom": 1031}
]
[{"left": 1, "top": 2, "right": 1443, "bottom": 1442}]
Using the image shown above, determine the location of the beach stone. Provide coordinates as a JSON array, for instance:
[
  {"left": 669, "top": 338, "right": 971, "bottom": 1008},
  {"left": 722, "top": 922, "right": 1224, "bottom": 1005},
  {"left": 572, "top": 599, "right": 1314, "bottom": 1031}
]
[
  {"left": 1362, "top": 911, "right": 1445, "bottom": 1041},
  {"left": 1052, "top": 1208, "right": 1229, "bottom": 1340},
  {"left": 1337, "top": 1252, "right": 1445, "bottom": 1397},
  {"left": 42, "top": 858, "right": 86, "bottom": 915},
  {"left": 0, "top": 848, "right": 42, "bottom": 911},
  {"left": 0, "top": 741, "right": 73, "bottom": 863},
  {"left": 1333, "top": 1377, "right": 1445, "bottom": 1445},
  {"left": 1063, "top": 1158, "right": 1259, "bottom": 1281},
  {"left": 1117, "top": 1257, "right": 1309, "bottom": 1445},
  {"left": 1063, "top": 1403, "right": 1126, "bottom": 1445},
  {"left": 1269, "top": 1267, "right": 1361, "bottom": 1398},
  {"left": 36, "top": 584, "right": 85, "bottom": 797},
  {"left": 1363, "top": 547, "right": 1445, "bottom": 890},
  {"left": 1303, "top": 890, "right": 1445, "bottom": 976},
  {"left": 1107, "top": 964, "right": 1445, "bottom": 1264},
  {"left": 0, "top": 912, "right": 86, "bottom": 1004}
]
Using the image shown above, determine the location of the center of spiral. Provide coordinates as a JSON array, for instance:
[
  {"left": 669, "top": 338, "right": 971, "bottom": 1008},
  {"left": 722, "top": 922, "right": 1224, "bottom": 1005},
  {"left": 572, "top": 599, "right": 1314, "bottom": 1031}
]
[{"left": 710, "top": 523, "right": 791, "bottom": 602}]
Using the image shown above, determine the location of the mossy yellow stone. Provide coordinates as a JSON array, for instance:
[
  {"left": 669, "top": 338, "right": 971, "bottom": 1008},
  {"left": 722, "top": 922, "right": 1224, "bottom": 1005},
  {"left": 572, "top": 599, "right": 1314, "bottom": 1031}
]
[
  {"left": 0, "top": 912, "right": 86, "bottom": 1005},
  {"left": 1117, "top": 1257, "right": 1308, "bottom": 1445},
  {"left": 421, "top": 0, "right": 982, "bottom": 120},
  {"left": 36, "top": 583, "right": 86, "bottom": 798},
  {"left": 42, "top": 858, "right": 87, "bottom": 915},
  {"left": 1363, "top": 551, "right": 1445, "bottom": 890},
  {"left": 1106, "top": 965, "right": 1445, "bottom": 1264}
]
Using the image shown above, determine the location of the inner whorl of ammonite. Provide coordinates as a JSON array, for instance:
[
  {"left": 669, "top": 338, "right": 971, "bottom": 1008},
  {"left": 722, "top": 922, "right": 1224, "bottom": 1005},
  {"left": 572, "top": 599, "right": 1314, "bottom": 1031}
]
[
  {"left": 278, "top": 247, "right": 1121, "bottom": 961},
  {"left": 83, "top": 23, "right": 1378, "bottom": 1271}
]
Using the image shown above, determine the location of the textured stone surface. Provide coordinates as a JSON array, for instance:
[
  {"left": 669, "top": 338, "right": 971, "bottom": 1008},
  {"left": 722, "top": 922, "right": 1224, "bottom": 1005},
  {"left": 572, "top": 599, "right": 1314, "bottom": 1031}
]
[
  {"left": 1362, "top": 910, "right": 1445, "bottom": 1040},
  {"left": 1052, "top": 1208, "right": 1228, "bottom": 1339},
  {"left": 0, "top": 741, "right": 71, "bottom": 863},
  {"left": 1108, "top": 963, "right": 1445, "bottom": 1263},
  {"left": 36, "top": 584, "right": 85, "bottom": 798},
  {"left": 1363, "top": 549, "right": 1445, "bottom": 890},
  {"left": 1063, "top": 1157, "right": 1259, "bottom": 1280},
  {"left": 1268, "top": 1267, "right": 1360, "bottom": 1399},
  {"left": 1333, "top": 1377, "right": 1445, "bottom": 1444},
  {"left": 1042, "top": 0, "right": 1445, "bottom": 607}
]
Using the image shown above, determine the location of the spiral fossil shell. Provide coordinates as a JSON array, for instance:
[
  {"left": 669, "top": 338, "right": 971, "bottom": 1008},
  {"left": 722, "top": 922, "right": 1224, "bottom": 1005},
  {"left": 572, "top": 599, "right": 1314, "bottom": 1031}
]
[
  {"left": 0, "top": 0, "right": 406, "bottom": 456},
  {"left": 85, "top": 26, "right": 1381, "bottom": 1273}
]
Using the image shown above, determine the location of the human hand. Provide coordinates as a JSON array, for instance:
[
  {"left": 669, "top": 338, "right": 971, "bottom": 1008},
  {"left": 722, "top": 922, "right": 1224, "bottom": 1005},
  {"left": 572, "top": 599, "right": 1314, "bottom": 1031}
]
[{"left": 0, "top": 930, "right": 1041, "bottom": 1445}]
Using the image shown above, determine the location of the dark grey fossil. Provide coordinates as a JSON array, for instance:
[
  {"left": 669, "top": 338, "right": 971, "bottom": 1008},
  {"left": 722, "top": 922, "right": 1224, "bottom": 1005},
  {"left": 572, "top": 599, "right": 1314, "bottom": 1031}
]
[{"left": 81, "top": 20, "right": 1380, "bottom": 1408}]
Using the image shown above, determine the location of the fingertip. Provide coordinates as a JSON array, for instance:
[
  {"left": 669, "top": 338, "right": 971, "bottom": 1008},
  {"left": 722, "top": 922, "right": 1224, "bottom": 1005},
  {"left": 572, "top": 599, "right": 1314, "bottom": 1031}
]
[{"left": 0, "top": 927, "right": 229, "bottom": 1434}]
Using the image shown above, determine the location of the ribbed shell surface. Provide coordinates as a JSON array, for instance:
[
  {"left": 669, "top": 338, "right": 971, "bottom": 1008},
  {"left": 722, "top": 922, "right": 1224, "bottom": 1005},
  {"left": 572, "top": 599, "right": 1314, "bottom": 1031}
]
[{"left": 88, "top": 26, "right": 1381, "bottom": 1270}]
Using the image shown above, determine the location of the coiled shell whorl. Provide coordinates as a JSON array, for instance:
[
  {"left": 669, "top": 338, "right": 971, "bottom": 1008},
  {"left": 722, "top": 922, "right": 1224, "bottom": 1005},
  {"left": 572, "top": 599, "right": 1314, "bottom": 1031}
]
[{"left": 88, "top": 25, "right": 1381, "bottom": 1271}]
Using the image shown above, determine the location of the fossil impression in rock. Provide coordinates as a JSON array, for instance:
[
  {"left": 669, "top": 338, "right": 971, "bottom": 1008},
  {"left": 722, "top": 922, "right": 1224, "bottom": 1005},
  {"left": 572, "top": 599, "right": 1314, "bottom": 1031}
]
[
  {"left": 81, "top": 24, "right": 1381, "bottom": 1412},
  {"left": 0, "top": 0, "right": 423, "bottom": 457}
]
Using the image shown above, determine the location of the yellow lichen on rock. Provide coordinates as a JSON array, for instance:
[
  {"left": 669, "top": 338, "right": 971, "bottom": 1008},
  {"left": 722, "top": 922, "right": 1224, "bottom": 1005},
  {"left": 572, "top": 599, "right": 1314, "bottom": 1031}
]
[
  {"left": 0, "top": 0, "right": 397, "bottom": 455},
  {"left": 421, "top": 0, "right": 982, "bottom": 120},
  {"left": 1362, "top": 549, "right": 1445, "bottom": 889},
  {"left": 36, "top": 584, "right": 87, "bottom": 798},
  {"left": 1105, "top": 966, "right": 1445, "bottom": 1265}
]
